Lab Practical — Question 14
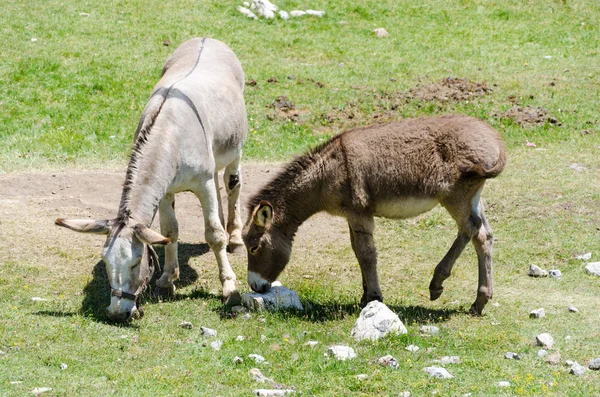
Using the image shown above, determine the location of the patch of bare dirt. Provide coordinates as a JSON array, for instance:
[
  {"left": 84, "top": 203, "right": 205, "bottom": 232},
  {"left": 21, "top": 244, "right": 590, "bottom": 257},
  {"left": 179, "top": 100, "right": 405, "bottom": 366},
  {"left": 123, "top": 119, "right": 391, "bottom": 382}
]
[
  {"left": 497, "top": 105, "right": 561, "bottom": 127},
  {"left": 405, "top": 77, "right": 493, "bottom": 102},
  {"left": 266, "top": 96, "right": 309, "bottom": 123}
]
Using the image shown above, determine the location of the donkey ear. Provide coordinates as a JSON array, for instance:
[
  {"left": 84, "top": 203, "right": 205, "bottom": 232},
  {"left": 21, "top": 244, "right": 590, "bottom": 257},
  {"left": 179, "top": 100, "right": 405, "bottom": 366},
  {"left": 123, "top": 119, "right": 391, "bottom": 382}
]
[
  {"left": 252, "top": 201, "right": 273, "bottom": 228},
  {"left": 133, "top": 224, "right": 171, "bottom": 245},
  {"left": 55, "top": 218, "right": 110, "bottom": 235}
]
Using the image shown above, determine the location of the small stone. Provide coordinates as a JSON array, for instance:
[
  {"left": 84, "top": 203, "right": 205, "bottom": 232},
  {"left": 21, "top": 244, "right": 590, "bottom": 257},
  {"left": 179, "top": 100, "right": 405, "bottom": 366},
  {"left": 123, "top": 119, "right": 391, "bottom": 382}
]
[
  {"left": 289, "top": 10, "right": 306, "bottom": 17},
  {"left": 399, "top": 392, "right": 411, "bottom": 397},
  {"left": 565, "top": 360, "right": 575, "bottom": 366},
  {"left": 546, "top": 351, "right": 561, "bottom": 365},
  {"left": 588, "top": 358, "right": 600, "bottom": 370},
  {"left": 377, "top": 354, "right": 399, "bottom": 369},
  {"left": 231, "top": 305, "right": 247, "bottom": 314},
  {"left": 30, "top": 388, "right": 52, "bottom": 394},
  {"left": 420, "top": 325, "right": 440, "bottom": 335},
  {"left": 437, "top": 356, "right": 461, "bottom": 365},
  {"left": 0, "top": 350, "right": 5, "bottom": 356},
  {"left": 60, "top": 363, "right": 68, "bottom": 370},
  {"left": 249, "top": 368, "right": 272, "bottom": 383},
  {"left": 492, "top": 302, "right": 501, "bottom": 307},
  {"left": 373, "top": 27, "right": 389, "bottom": 37},
  {"left": 575, "top": 252, "right": 592, "bottom": 260},
  {"left": 252, "top": 390, "right": 295, "bottom": 397},
  {"left": 278, "top": 10, "right": 289, "bottom": 20},
  {"left": 568, "top": 305, "right": 579, "bottom": 313},
  {"left": 528, "top": 264, "right": 548, "bottom": 277},
  {"left": 233, "top": 356, "right": 244, "bottom": 364},
  {"left": 327, "top": 345, "right": 357, "bottom": 361},
  {"left": 305, "top": 340, "right": 319, "bottom": 347},
  {"left": 210, "top": 340, "right": 222, "bottom": 351},
  {"left": 351, "top": 301, "right": 407, "bottom": 341},
  {"left": 356, "top": 374, "right": 368, "bottom": 381},
  {"left": 570, "top": 362, "right": 586, "bottom": 376},
  {"left": 536, "top": 333, "right": 554, "bottom": 349},
  {"left": 549, "top": 269, "right": 562, "bottom": 278},
  {"left": 31, "top": 297, "right": 47, "bottom": 302},
  {"left": 241, "top": 313, "right": 252, "bottom": 320},
  {"left": 529, "top": 308, "right": 545, "bottom": 319},
  {"left": 249, "top": 354, "right": 266, "bottom": 364},
  {"left": 585, "top": 262, "right": 600, "bottom": 276},
  {"left": 505, "top": 352, "right": 521, "bottom": 360},
  {"left": 242, "top": 285, "right": 303, "bottom": 311},
  {"left": 306, "top": 9, "right": 326, "bottom": 17},
  {"left": 497, "top": 381, "right": 511, "bottom": 387},
  {"left": 538, "top": 349, "right": 548, "bottom": 358},
  {"left": 201, "top": 326, "right": 217, "bottom": 336},
  {"left": 179, "top": 321, "right": 193, "bottom": 329},
  {"left": 405, "top": 344, "right": 419, "bottom": 352},
  {"left": 236, "top": 335, "right": 245, "bottom": 341},
  {"left": 261, "top": 335, "right": 267, "bottom": 342},
  {"left": 423, "top": 366, "right": 453, "bottom": 379}
]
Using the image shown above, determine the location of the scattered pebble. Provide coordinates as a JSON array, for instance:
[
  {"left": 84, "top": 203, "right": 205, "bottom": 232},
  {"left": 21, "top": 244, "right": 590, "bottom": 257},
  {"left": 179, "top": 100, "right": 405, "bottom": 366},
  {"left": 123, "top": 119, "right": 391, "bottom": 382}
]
[
  {"left": 570, "top": 362, "right": 586, "bottom": 376},
  {"left": 585, "top": 262, "right": 600, "bottom": 276},
  {"left": 529, "top": 308, "right": 545, "bottom": 319},
  {"left": 327, "top": 345, "right": 357, "bottom": 361},
  {"left": 549, "top": 269, "right": 562, "bottom": 278},
  {"left": 305, "top": 340, "right": 319, "bottom": 347},
  {"left": 436, "top": 356, "right": 461, "bottom": 365},
  {"left": 505, "top": 352, "right": 521, "bottom": 360},
  {"left": 356, "top": 374, "right": 368, "bottom": 381},
  {"left": 565, "top": 360, "right": 575, "bottom": 366},
  {"left": 536, "top": 333, "right": 554, "bottom": 349},
  {"left": 252, "top": 390, "right": 295, "bottom": 397},
  {"left": 31, "top": 297, "right": 47, "bottom": 302},
  {"left": 378, "top": 354, "right": 399, "bottom": 369},
  {"left": 201, "top": 326, "right": 217, "bottom": 337},
  {"left": 236, "top": 335, "right": 245, "bottom": 341},
  {"left": 498, "top": 381, "right": 511, "bottom": 387},
  {"left": 538, "top": 349, "right": 548, "bottom": 358},
  {"left": 351, "top": 301, "right": 407, "bottom": 341},
  {"left": 306, "top": 10, "right": 326, "bottom": 17},
  {"left": 528, "top": 264, "right": 548, "bottom": 277},
  {"left": 60, "top": 363, "right": 68, "bottom": 370},
  {"left": 249, "top": 368, "right": 272, "bottom": 383},
  {"left": 546, "top": 351, "right": 561, "bottom": 365},
  {"left": 588, "top": 358, "right": 600, "bottom": 370},
  {"left": 249, "top": 354, "right": 266, "bottom": 364},
  {"left": 278, "top": 10, "right": 289, "bottom": 20},
  {"left": 492, "top": 302, "right": 501, "bottom": 307},
  {"left": 233, "top": 356, "right": 244, "bottom": 364},
  {"left": 568, "top": 305, "right": 579, "bottom": 313},
  {"left": 0, "top": 350, "right": 5, "bottom": 356},
  {"left": 30, "top": 388, "right": 52, "bottom": 394},
  {"left": 405, "top": 344, "right": 419, "bottom": 352},
  {"left": 373, "top": 27, "right": 389, "bottom": 37},
  {"left": 31, "top": 38, "right": 38, "bottom": 42},
  {"left": 569, "top": 163, "right": 587, "bottom": 172},
  {"left": 210, "top": 340, "right": 223, "bottom": 351},
  {"left": 231, "top": 305, "right": 247, "bottom": 314},
  {"left": 575, "top": 252, "right": 592, "bottom": 261},
  {"left": 420, "top": 325, "right": 440, "bottom": 336},
  {"left": 237, "top": 6, "right": 258, "bottom": 19},
  {"left": 289, "top": 10, "right": 306, "bottom": 17},
  {"left": 179, "top": 321, "right": 193, "bottom": 329},
  {"left": 261, "top": 335, "right": 267, "bottom": 342},
  {"left": 423, "top": 366, "right": 454, "bottom": 379},
  {"left": 399, "top": 392, "right": 411, "bottom": 397}
]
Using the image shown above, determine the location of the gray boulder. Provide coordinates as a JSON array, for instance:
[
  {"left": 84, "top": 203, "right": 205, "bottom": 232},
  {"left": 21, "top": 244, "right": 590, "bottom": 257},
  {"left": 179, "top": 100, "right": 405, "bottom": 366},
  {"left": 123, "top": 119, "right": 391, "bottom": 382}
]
[
  {"left": 242, "top": 285, "right": 303, "bottom": 311},
  {"left": 588, "top": 358, "right": 600, "bottom": 370},
  {"left": 585, "top": 262, "right": 600, "bottom": 276},
  {"left": 423, "top": 366, "right": 453, "bottom": 379},
  {"left": 535, "top": 333, "right": 554, "bottom": 349},
  {"left": 351, "top": 301, "right": 407, "bottom": 341}
]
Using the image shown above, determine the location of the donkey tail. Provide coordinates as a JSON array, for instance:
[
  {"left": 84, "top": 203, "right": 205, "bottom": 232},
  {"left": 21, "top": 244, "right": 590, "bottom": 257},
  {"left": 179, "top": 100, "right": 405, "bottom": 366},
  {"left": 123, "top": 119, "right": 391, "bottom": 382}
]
[{"left": 460, "top": 147, "right": 507, "bottom": 179}]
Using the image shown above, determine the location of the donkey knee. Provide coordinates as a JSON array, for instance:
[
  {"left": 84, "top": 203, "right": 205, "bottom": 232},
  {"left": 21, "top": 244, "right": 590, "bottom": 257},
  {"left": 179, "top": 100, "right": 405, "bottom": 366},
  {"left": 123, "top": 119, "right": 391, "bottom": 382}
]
[{"left": 205, "top": 226, "right": 228, "bottom": 250}]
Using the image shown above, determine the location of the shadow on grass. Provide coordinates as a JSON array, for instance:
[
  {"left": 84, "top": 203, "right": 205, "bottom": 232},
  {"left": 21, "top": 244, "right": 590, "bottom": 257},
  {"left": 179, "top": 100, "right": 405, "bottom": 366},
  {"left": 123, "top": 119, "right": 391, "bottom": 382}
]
[{"left": 78, "top": 242, "right": 208, "bottom": 322}]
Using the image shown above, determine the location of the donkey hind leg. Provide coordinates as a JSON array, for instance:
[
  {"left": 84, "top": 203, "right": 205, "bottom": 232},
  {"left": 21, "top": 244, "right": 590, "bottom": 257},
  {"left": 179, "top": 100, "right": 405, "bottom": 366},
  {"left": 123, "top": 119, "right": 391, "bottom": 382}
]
[
  {"left": 348, "top": 215, "right": 382, "bottom": 307},
  {"left": 156, "top": 193, "right": 179, "bottom": 295},
  {"left": 224, "top": 155, "right": 244, "bottom": 254},
  {"left": 195, "top": 177, "right": 241, "bottom": 306},
  {"left": 469, "top": 206, "right": 494, "bottom": 316},
  {"left": 430, "top": 185, "right": 484, "bottom": 301}
]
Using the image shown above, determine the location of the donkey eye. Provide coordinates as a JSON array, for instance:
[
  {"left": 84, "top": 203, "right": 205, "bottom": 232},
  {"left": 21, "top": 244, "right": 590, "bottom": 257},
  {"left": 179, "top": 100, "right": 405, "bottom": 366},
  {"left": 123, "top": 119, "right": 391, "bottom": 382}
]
[{"left": 249, "top": 246, "right": 259, "bottom": 255}]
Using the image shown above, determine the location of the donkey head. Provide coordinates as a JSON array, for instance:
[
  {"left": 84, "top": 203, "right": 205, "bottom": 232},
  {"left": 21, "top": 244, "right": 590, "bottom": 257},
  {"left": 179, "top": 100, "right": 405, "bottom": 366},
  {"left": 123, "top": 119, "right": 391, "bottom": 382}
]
[
  {"left": 242, "top": 201, "right": 292, "bottom": 293},
  {"left": 55, "top": 218, "right": 170, "bottom": 322}
]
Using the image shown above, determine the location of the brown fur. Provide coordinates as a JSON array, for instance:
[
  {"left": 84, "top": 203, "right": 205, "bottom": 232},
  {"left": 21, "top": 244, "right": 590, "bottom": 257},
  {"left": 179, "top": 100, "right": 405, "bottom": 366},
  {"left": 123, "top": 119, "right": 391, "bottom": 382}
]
[{"left": 243, "top": 115, "right": 506, "bottom": 315}]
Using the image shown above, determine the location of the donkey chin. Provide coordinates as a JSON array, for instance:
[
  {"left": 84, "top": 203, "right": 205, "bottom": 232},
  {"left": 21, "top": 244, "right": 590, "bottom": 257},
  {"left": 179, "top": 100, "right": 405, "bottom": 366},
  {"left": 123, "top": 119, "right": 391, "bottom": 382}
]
[
  {"left": 248, "top": 271, "right": 272, "bottom": 293},
  {"left": 106, "top": 297, "right": 138, "bottom": 322}
]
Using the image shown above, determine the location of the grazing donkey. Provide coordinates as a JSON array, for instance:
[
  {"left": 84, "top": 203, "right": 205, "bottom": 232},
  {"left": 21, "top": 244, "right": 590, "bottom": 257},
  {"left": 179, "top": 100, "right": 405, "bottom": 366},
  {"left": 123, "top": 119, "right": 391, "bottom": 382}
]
[
  {"left": 56, "top": 38, "right": 248, "bottom": 322},
  {"left": 243, "top": 115, "right": 506, "bottom": 315}
]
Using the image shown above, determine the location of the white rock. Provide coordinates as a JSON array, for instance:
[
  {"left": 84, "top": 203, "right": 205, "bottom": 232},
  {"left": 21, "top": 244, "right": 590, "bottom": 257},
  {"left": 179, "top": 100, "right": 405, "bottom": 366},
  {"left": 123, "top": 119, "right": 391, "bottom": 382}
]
[
  {"left": 537, "top": 349, "right": 548, "bottom": 358},
  {"left": 60, "top": 363, "right": 68, "bottom": 370},
  {"left": 243, "top": 1, "right": 250, "bottom": 6},
  {"left": 565, "top": 360, "right": 575, "bottom": 366},
  {"left": 497, "top": 381, "right": 511, "bottom": 387},
  {"left": 31, "top": 297, "right": 47, "bottom": 302},
  {"left": 570, "top": 362, "right": 586, "bottom": 376},
  {"left": 535, "top": 333, "right": 554, "bottom": 349},
  {"left": 405, "top": 344, "right": 419, "bottom": 352},
  {"left": 261, "top": 334, "right": 267, "bottom": 342},
  {"left": 249, "top": 354, "right": 266, "bottom": 364},
  {"left": 399, "top": 392, "right": 411, "bottom": 397},
  {"left": 242, "top": 286, "right": 303, "bottom": 311},
  {"left": 278, "top": 10, "right": 290, "bottom": 20},
  {"left": 290, "top": 10, "right": 306, "bottom": 17},
  {"left": 236, "top": 335, "right": 245, "bottom": 341},
  {"left": 549, "top": 269, "right": 562, "bottom": 278},
  {"left": 423, "top": 366, "right": 453, "bottom": 379},
  {"left": 529, "top": 308, "right": 545, "bottom": 319},
  {"left": 351, "top": 301, "right": 407, "bottom": 341},
  {"left": 505, "top": 352, "right": 521, "bottom": 360},
  {"left": 373, "top": 28, "right": 389, "bottom": 37},
  {"left": 568, "top": 305, "right": 579, "bottom": 313},
  {"left": 356, "top": 374, "right": 368, "bottom": 381},
  {"left": 377, "top": 354, "right": 399, "bottom": 369},
  {"left": 30, "top": 388, "right": 52, "bottom": 394},
  {"left": 437, "top": 356, "right": 461, "bottom": 365},
  {"left": 306, "top": 9, "right": 326, "bottom": 17},
  {"left": 179, "top": 321, "right": 193, "bottom": 329},
  {"left": 210, "top": 340, "right": 223, "bottom": 351},
  {"left": 546, "top": 351, "right": 561, "bottom": 365},
  {"left": 252, "top": 390, "right": 295, "bottom": 397},
  {"left": 576, "top": 252, "right": 592, "bottom": 260},
  {"left": 233, "top": 356, "right": 244, "bottom": 364},
  {"left": 201, "top": 326, "right": 217, "bottom": 337},
  {"left": 420, "top": 325, "right": 440, "bottom": 335},
  {"left": 327, "top": 345, "right": 356, "bottom": 361},
  {"left": 253, "top": 0, "right": 277, "bottom": 18},
  {"left": 305, "top": 340, "right": 319, "bottom": 347},
  {"left": 237, "top": 6, "right": 258, "bottom": 19},
  {"left": 249, "top": 368, "right": 272, "bottom": 383},
  {"left": 528, "top": 264, "right": 548, "bottom": 277},
  {"left": 31, "top": 38, "right": 38, "bottom": 42},
  {"left": 588, "top": 358, "right": 600, "bottom": 370},
  {"left": 585, "top": 262, "right": 600, "bottom": 276}
]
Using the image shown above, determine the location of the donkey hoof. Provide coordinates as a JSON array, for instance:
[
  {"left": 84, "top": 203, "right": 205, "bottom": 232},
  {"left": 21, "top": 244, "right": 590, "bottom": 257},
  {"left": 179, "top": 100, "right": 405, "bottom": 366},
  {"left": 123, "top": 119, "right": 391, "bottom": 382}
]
[
  {"left": 468, "top": 302, "right": 485, "bottom": 316},
  {"left": 227, "top": 243, "right": 245, "bottom": 255},
  {"left": 223, "top": 289, "right": 242, "bottom": 307},
  {"left": 154, "top": 284, "right": 176, "bottom": 298},
  {"left": 429, "top": 287, "right": 444, "bottom": 301}
]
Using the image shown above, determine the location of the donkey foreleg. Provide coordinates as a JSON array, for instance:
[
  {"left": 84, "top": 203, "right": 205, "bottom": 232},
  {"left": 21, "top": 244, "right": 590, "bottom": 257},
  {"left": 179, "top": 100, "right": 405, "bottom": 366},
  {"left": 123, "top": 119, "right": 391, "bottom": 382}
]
[
  {"left": 469, "top": 210, "right": 494, "bottom": 316},
  {"left": 195, "top": 178, "right": 241, "bottom": 306},
  {"left": 224, "top": 156, "right": 244, "bottom": 254},
  {"left": 348, "top": 216, "right": 382, "bottom": 306},
  {"left": 156, "top": 193, "right": 179, "bottom": 295}
]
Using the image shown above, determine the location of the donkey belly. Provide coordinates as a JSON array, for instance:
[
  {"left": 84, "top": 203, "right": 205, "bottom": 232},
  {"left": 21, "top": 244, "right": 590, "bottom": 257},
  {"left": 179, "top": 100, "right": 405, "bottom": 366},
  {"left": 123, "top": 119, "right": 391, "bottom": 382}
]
[{"left": 374, "top": 197, "right": 439, "bottom": 219}]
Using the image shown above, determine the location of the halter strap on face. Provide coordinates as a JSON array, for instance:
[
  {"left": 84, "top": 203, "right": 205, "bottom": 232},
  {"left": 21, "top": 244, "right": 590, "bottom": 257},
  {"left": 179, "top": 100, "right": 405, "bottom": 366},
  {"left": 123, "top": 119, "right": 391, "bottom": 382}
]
[
  {"left": 111, "top": 287, "right": 139, "bottom": 301},
  {"left": 109, "top": 244, "right": 158, "bottom": 303}
]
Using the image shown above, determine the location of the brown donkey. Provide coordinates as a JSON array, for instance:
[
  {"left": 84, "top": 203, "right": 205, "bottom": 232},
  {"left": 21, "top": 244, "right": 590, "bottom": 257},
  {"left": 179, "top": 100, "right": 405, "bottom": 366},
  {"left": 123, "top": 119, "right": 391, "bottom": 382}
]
[{"left": 242, "top": 115, "right": 506, "bottom": 315}]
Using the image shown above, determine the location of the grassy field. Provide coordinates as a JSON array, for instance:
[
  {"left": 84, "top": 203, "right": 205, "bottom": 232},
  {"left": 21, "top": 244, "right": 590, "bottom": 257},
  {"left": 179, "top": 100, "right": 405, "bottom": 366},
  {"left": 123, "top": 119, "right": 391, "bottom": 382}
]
[{"left": 1, "top": 0, "right": 600, "bottom": 396}]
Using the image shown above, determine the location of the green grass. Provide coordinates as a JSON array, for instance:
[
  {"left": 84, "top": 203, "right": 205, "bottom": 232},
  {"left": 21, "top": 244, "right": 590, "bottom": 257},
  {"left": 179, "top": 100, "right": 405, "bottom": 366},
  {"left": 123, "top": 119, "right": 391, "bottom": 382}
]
[{"left": 2, "top": 0, "right": 600, "bottom": 396}]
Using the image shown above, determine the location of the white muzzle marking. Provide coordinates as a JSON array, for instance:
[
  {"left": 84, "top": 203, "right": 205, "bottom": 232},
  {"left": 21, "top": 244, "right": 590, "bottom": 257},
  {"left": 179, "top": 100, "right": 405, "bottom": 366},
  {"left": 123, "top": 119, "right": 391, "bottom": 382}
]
[{"left": 248, "top": 271, "right": 271, "bottom": 293}]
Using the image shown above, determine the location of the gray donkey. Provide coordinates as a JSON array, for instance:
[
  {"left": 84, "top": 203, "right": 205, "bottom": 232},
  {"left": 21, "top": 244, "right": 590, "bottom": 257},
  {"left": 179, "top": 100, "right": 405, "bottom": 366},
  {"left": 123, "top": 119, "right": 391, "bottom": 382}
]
[
  {"left": 243, "top": 115, "right": 506, "bottom": 315},
  {"left": 56, "top": 38, "right": 247, "bottom": 322}
]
